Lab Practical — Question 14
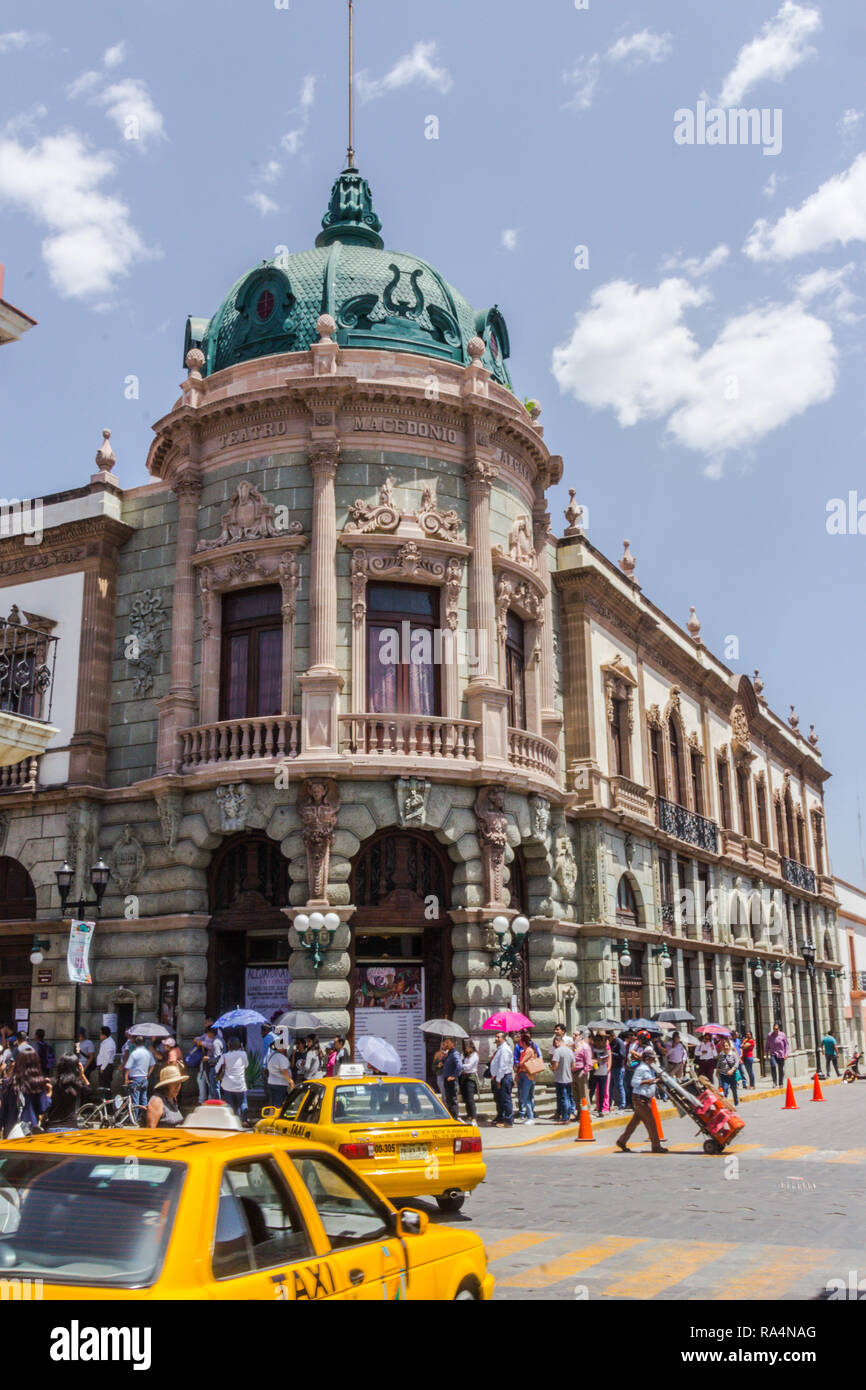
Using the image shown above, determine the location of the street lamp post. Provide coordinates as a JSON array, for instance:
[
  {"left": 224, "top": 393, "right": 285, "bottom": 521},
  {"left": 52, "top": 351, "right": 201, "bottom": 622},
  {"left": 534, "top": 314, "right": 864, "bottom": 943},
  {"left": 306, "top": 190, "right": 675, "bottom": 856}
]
[
  {"left": 489, "top": 916, "right": 531, "bottom": 999},
  {"left": 293, "top": 911, "right": 341, "bottom": 973},
  {"left": 55, "top": 858, "right": 110, "bottom": 1043},
  {"left": 801, "top": 940, "right": 825, "bottom": 1079}
]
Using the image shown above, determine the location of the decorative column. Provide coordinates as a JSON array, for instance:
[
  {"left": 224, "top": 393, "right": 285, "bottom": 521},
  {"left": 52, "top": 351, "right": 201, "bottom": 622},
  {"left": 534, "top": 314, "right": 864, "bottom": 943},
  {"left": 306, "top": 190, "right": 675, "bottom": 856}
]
[
  {"left": 156, "top": 463, "right": 202, "bottom": 774},
  {"left": 533, "top": 494, "right": 562, "bottom": 749},
  {"left": 464, "top": 452, "right": 509, "bottom": 766},
  {"left": 284, "top": 778, "right": 352, "bottom": 1033},
  {"left": 349, "top": 548, "right": 367, "bottom": 715},
  {"left": 299, "top": 443, "right": 344, "bottom": 755}
]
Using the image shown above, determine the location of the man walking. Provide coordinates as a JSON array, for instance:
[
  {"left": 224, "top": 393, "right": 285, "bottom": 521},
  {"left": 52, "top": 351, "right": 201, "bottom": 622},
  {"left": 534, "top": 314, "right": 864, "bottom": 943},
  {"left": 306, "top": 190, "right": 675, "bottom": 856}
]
[
  {"left": 490, "top": 1032, "right": 514, "bottom": 1128},
  {"left": 572, "top": 1030, "right": 593, "bottom": 1115},
  {"left": 441, "top": 1037, "right": 461, "bottom": 1120},
  {"left": 616, "top": 1048, "right": 669, "bottom": 1154},
  {"left": 822, "top": 1031, "right": 840, "bottom": 1077},
  {"left": 551, "top": 1032, "right": 576, "bottom": 1124},
  {"left": 766, "top": 1023, "right": 790, "bottom": 1086}
]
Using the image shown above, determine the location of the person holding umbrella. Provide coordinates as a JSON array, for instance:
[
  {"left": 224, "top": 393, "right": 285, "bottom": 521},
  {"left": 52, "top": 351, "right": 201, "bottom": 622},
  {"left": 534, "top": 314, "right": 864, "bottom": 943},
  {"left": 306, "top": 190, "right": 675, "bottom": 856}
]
[
  {"left": 440, "top": 1038, "right": 462, "bottom": 1120},
  {"left": 490, "top": 1032, "right": 515, "bottom": 1128}
]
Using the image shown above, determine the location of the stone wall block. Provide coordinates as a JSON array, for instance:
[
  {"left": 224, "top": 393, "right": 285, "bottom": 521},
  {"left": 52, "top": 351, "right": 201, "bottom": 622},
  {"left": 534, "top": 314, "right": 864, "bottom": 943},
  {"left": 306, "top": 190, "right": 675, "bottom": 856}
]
[
  {"left": 452, "top": 977, "right": 513, "bottom": 1010},
  {"left": 285, "top": 949, "right": 350, "bottom": 982},
  {"left": 265, "top": 806, "right": 301, "bottom": 842},
  {"left": 177, "top": 813, "right": 219, "bottom": 850},
  {"left": 332, "top": 830, "right": 361, "bottom": 860},
  {"left": 450, "top": 923, "right": 490, "bottom": 952},
  {"left": 451, "top": 949, "right": 499, "bottom": 980},
  {"left": 438, "top": 807, "right": 477, "bottom": 843},
  {"left": 453, "top": 833, "right": 481, "bottom": 865},
  {"left": 451, "top": 860, "right": 484, "bottom": 886},
  {"left": 336, "top": 804, "right": 377, "bottom": 842},
  {"left": 288, "top": 977, "right": 351, "bottom": 1011}
]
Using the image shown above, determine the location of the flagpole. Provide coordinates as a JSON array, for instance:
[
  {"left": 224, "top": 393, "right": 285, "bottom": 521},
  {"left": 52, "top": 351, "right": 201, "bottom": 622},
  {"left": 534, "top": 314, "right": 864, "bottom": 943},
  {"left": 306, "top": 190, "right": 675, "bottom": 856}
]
[{"left": 347, "top": 0, "right": 355, "bottom": 168}]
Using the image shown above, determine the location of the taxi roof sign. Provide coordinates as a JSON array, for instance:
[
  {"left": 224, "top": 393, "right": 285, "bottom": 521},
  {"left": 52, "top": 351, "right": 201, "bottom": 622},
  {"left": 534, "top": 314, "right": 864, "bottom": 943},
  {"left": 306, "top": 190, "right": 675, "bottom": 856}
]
[
  {"left": 336, "top": 1063, "right": 365, "bottom": 1079},
  {"left": 182, "top": 1101, "right": 245, "bottom": 1130}
]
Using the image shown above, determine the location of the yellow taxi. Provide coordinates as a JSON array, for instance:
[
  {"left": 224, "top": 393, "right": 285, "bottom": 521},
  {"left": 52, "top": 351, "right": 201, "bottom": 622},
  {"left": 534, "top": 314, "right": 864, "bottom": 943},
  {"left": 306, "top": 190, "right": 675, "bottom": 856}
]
[
  {"left": 256, "top": 1074, "right": 486, "bottom": 1213},
  {"left": 0, "top": 1106, "right": 493, "bottom": 1301}
]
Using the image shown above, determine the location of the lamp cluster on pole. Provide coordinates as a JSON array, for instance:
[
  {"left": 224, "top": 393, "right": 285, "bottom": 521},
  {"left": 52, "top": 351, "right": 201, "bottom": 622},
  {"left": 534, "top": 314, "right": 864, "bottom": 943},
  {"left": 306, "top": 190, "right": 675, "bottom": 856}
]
[
  {"left": 294, "top": 911, "right": 341, "bottom": 973},
  {"left": 489, "top": 915, "right": 530, "bottom": 981}
]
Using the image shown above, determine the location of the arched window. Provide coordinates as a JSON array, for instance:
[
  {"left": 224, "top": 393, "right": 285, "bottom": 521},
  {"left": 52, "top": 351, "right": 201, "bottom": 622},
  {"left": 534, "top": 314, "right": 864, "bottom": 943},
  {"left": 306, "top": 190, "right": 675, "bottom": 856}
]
[
  {"left": 736, "top": 767, "right": 752, "bottom": 838},
  {"left": 785, "top": 793, "right": 796, "bottom": 862},
  {"left": 207, "top": 833, "right": 291, "bottom": 1018},
  {"left": 690, "top": 749, "right": 704, "bottom": 814},
  {"left": 505, "top": 612, "right": 527, "bottom": 731},
  {"left": 366, "top": 584, "right": 439, "bottom": 716},
  {"left": 0, "top": 857, "right": 36, "bottom": 920},
  {"left": 669, "top": 723, "right": 684, "bottom": 805},
  {"left": 616, "top": 875, "right": 639, "bottom": 924},
  {"left": 650, "top": 727, "right": 663, "bottom": 798}
]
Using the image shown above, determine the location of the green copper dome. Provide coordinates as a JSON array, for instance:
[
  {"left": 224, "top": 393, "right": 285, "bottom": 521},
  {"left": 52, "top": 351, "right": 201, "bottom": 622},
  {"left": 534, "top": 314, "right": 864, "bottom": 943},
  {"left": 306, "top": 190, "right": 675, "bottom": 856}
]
[{"left": 185, "top": 168, "right": 512, "bottom": 388}]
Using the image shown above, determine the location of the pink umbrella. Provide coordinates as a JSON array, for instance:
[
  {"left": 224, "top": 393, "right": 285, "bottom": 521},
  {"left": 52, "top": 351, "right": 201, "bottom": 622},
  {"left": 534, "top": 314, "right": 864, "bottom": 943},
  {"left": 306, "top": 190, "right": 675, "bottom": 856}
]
[
  {"left": 695, "top": 1023, "right": 731, "bottom": 1036},
  {"left": 482, "top": 1011, "right": 534, "bottom": 1032}
]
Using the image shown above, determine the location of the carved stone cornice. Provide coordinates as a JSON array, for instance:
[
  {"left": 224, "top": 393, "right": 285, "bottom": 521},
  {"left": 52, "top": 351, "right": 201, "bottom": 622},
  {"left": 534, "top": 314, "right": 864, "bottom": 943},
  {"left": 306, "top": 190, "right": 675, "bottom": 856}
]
[{"left": 0, "top": 514, "right": 134, "bottom": 579}]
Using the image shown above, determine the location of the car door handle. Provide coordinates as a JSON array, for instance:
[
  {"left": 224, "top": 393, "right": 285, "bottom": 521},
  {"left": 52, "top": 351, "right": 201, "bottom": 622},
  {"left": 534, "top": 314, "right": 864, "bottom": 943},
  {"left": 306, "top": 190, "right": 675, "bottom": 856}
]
[{"left": 348, "top": 1268, "right": 365, "bottom": 1286}]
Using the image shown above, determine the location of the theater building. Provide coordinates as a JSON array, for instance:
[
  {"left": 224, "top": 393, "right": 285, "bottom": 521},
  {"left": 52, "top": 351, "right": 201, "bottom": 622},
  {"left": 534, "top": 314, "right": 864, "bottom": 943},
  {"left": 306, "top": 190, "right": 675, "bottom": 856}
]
[{"left": 0, "top": 166, "right": 847, "bottom": 1076}]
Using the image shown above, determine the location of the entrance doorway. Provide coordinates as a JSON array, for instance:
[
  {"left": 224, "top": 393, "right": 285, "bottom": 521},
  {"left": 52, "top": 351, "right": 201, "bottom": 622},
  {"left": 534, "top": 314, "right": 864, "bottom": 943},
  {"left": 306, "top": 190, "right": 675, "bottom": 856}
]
[
  {"left": 0, "top": 941, "right": 33, "bottom": 1034},
  {"left": 351, "top": 830, "right": 452, "bottom": 1079},
  {"left": 207, "top": 833, "right": 291, "bottom": 1020}
]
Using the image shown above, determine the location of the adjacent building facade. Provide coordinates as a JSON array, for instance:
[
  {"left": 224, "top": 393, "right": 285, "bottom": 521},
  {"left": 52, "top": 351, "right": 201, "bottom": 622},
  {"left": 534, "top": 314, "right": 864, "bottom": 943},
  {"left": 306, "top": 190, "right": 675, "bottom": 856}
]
[{"left": 0, "top": 167, "right": 849, "bottom": 1076}]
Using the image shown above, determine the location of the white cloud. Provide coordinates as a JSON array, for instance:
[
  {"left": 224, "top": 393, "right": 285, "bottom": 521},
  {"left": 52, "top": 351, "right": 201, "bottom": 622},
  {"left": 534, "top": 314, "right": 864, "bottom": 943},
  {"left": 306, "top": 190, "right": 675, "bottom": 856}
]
[
  {"left": 103, "top": 42, "right": 126, "bottom": 69},
  {"left": 247, "top": 191, "right": 279, "bottom": 217},
  {"left": 501, "top": 228, "right": 519, "bottom": 252},
  {"left": 67, "top": 69, "right": 103, "bottom": 100},
  {"left": 661, "top": 244, "right": 730, "bottom": 278},
  {"left": 551, "top": 276, "right": 837, "bottom": 473},
  {"left": 839, "top": 108, "right": 862, "bottom": 138},
  {"left": 745, "top": 152, "right": 866, "bottom": 260},
  {"left": 97, "top": 78, "right": 165, "bottom": 147},
  {"left": 564, "top": 54, "right": 601, "bottom": 111},
  {"left": 357, "top": 41, "right": 452, "bottom": 101},
  {"left": 719, "top": 1, "right": 821, "bottom": 107},
  {"left": 763, "top": 170, "right": 783, "bottom": 199},
  {"left": 607, "top": 30, "right": 672, "bottom": 66},
  {"left": 0, "top": 31, "right": 47, "bottom": 55},
  {"left": 795, "top": 263, "right": 860, "bottom": 323},
  {"left": 280, "top": 74, "right": 316, "bottom": 156},
  {"left": 0, "top": 130, "right": 154, "bottom": 301}
]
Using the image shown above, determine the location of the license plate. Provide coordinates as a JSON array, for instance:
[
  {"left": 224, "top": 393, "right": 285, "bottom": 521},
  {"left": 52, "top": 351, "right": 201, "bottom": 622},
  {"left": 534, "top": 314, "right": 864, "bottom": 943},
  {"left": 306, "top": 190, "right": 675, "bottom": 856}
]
[{"left": 399, "top": 1144, "right": 429, "bottom": 1162}]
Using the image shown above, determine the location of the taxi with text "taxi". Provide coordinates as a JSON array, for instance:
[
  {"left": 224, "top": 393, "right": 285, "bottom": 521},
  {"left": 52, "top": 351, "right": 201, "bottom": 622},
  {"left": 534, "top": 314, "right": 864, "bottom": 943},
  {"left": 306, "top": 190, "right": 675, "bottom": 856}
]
[
  {"left": 255, "top": 1074, "right": 486, "bottom": 1213},
  {"left": 0, "top": 1106, "right": 493, "bottom": 1300}
]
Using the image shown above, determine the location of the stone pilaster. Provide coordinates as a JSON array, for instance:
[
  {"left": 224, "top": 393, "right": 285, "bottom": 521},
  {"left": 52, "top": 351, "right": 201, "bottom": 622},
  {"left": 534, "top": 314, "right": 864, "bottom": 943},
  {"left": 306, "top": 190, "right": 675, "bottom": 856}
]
[
  {"left": 299, "top": 443, "right": 344, "bottom": 754},
  {"left": 156, "top": 465, "right": 202, "bottom": 774},
  {"left": 68, "top": 539, "right": 126, "bottom": 786},
  {"left": 533, "top": 497, "right": 561, "bottom": 749}
]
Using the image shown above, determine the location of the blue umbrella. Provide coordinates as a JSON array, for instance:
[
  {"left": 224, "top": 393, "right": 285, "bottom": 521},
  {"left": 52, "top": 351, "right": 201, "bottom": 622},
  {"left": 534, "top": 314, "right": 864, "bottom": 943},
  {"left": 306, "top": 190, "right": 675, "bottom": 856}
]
[{"left": 211, "top": 1009, "right": 271, "bottom": 1030}]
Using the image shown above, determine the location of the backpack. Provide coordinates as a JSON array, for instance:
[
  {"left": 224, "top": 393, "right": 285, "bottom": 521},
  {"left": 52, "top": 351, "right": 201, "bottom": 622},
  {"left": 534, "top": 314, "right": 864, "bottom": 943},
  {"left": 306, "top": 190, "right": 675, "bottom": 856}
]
[{"left": 185, "top": 1045, "right": 203, "bottom": 1068}]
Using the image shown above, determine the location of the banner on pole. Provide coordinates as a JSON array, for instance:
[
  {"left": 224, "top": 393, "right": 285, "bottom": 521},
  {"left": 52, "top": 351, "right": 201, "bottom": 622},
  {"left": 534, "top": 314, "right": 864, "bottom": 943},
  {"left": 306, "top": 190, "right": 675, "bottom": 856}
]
[{"left": 67, "top": 920, "right": 95, "bottom": 985}]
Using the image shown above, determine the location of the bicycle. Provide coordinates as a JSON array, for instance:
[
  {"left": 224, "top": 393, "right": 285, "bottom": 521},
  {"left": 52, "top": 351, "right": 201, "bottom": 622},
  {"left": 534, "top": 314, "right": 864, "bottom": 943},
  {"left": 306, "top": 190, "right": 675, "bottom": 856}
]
[{"left": 77, "top": 1087, "right": 147, "bottom": 1130}]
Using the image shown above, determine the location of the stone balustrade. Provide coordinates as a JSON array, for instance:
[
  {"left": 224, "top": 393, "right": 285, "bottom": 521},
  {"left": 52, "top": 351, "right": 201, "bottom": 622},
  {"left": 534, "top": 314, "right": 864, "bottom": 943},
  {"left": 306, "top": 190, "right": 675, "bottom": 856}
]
[
  {"left": 180, "top": 716, "right": 301, "bottom": 769},
  {"left": 507, "top": 727, "right": 558, "bottom": 779},
  {"left": 339, "top": 713, "right": 480, "bottom": 760},
  {"left": 0, "top": 754, "right": 40, "bottom": 791}
]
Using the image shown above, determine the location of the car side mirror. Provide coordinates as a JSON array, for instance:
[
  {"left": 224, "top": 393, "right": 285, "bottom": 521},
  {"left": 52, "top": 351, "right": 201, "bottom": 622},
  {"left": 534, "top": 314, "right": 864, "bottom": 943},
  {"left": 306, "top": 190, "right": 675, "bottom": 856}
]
[
  {"left": 395, "top": 1209, "right": 428, "bottom": 1237},
  {"left": 260, "top": 1106, "right": 278, "bottom": 1119}
]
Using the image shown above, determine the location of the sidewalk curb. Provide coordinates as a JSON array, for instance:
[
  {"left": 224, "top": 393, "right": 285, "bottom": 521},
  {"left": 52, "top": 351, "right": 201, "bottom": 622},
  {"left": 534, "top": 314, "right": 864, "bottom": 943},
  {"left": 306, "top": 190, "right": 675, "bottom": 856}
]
[{"left": 482, "top": 1076, "right": 844, "bottom": 1150}]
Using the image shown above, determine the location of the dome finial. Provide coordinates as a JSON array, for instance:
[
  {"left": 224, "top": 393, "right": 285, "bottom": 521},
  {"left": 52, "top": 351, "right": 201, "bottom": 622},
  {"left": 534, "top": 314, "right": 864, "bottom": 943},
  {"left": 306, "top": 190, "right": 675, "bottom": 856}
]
[{"left": 316, "top": 167, "right": 384, "bottom": 249}]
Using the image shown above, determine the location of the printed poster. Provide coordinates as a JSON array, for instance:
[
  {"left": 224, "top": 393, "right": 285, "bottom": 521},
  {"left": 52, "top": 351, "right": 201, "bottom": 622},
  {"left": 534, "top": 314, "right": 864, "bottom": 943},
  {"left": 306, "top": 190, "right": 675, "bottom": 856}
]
[{"left": 353, "top": 966, "right": 426, "bottom": 1079}]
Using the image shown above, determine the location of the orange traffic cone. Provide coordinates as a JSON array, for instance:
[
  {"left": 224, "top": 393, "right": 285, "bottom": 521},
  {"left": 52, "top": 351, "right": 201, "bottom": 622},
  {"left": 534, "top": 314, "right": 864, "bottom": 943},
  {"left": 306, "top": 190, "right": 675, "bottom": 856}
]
[
  {"left": 782, "top": 1079, "right": 799, "bottom": 1110},
  {"left": 810, "top": 1073, "right": 825, "bottom": 1102},
  {"left": 574, "top": 1099, "right": 596, "bottom": 1142},
  {"left": 650, "top": 1096, "right": 666, "bottom": 1142}
]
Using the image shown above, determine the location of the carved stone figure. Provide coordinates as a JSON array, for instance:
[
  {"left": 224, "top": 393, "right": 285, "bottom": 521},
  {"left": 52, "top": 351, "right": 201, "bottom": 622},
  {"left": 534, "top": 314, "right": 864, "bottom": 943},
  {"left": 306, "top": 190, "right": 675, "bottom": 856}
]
[
  {"left": 350, "top": 549, "right": 368, "bottom": 626},
  {"left": 507, "top": 515, "right": 537, "bottom": 570},
  {"left": 397, "top": 777, "right": 431, "bottom": 827},
  {"left": 197, "top": 480, "right": 301, "bottom": 552},
  {"left": 474, "top": 784, "right": 509, "bottom": 908},
  {"left": 554, "top": 830, "right": 578, "bottom": 901},
  {"left": 110, "top": 824, "right": 146, "bottom": 893},
  {"left": 528, "top": 795, "right": 550, "bottom": 843},
  {"left": 155, "top": 788, "right": 183, "bottom": 857},
  {"left": 444, "top": 557, "right": 462, "bottom": 632},
  {"left": 731, "top": 703, "right": 751, "bottom": 754},
  {"left": 216, "top": 783, "right": 249, "bottom": 833},
  {"left": 299, "top": 778, "right": 340, "bottom": 904},
  {"left": 127, "top": 590, "right": 164, "bottom": 698}
]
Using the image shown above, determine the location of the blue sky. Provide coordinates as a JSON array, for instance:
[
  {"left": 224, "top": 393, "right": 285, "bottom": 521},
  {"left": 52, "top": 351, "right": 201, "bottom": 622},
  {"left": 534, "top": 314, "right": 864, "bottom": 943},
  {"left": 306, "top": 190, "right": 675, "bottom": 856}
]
[{"left": 1, "top": 0, "right": 865, "bottom": 881}]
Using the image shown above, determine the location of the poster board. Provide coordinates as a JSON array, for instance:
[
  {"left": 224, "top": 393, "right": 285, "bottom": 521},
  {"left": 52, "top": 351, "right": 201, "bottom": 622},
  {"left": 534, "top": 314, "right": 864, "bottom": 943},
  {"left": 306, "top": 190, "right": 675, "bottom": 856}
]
[{"left": 353, "top": 966, "right": 426, "bottom": 1079}]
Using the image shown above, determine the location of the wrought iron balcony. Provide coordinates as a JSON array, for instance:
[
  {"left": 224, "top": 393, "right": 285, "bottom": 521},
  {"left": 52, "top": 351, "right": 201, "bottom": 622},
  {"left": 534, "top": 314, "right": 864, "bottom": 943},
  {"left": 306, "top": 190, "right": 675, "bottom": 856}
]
[
  {"left": 0, "top": 613, "right": 58, "bottom": 768},
  {"left": 660, "top": 900, "right": 675, "bottom": 927},
  {"left": 657, "top": 797, "right": 720, "bottom": 854},
  {"left": 781, "top": 856, "right": 817, "bottom": 894}
]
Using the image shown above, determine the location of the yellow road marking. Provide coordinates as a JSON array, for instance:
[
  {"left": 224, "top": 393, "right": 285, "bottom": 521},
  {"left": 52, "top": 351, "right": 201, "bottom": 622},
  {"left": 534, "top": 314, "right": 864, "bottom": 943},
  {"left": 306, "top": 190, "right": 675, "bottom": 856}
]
[
  {"left": 828, "top": 1147, "right": 866, "bottom": 1164},
  {"left": 703, "top": 1246, "right": 836, "bottom": 1301},
  {"left": 601, "top": 1241, "right": 736, "bottom": 1299},
  {"left": 484, "top": 1232, "right": 554, "bottom": 1263},
  {"left": 762, "top": 1146, "right": 819, "bottom": 1161},
  {"left": 498, "top": 1235, "right": 646, "bottom": 1289}
]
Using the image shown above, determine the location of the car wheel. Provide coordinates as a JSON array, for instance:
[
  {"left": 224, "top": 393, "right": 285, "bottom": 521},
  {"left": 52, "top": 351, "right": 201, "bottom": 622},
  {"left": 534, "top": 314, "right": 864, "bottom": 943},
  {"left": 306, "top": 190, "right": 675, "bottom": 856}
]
[
  {"left": 436, "top": 1193, "right": 466, "bottom": 1214},
  {"left": 454, "top": 1278, "right": 481, "bottom": 1301}
]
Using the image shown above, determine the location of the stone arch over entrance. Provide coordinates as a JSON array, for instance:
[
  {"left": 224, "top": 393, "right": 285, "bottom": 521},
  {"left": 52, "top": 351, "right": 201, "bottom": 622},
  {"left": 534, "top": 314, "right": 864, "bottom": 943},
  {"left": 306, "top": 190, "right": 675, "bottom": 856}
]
[
  {"left": 206, "top": 831, "right": 291, "bottom": 1017},
  {"left": 0, "top": 856, "right": 37, "bottom": 920},
  {"left": 348, "top": 828, "right": 453, "bottom": 1028}
]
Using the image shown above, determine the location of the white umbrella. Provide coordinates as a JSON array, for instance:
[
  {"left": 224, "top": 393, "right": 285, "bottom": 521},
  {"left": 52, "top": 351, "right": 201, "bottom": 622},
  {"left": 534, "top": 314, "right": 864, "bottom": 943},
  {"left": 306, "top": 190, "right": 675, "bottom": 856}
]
[{"left": 356, "top": 1036, "right": 401, "bottom": 1075}]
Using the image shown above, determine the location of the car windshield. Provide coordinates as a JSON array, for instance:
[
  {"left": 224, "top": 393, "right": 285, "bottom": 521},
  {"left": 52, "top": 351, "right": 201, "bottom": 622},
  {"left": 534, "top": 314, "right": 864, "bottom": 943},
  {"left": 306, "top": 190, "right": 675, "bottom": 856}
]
[
  {"left": 0, "top": 1153, "right": 184, "bottom": 1287},
  {"left": 331, "top": 1081, "right": 451, "bottom": 1124}
]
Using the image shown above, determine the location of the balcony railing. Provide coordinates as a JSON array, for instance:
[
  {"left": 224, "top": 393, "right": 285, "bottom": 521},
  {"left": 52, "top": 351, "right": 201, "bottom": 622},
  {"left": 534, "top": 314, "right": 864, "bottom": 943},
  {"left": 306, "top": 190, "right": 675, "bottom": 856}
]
[
  {"left": 180, "top": 716, "right": 301, "bottom": 770},
  {"left": 0, "top": 615, "right": 57, "bottom": 723},
  {"left": 781, "top": 856, "right": 817, "bottom": 894},
  {"left": 0, "top": 754, "right": 40, "bottom": 792},
  {"left": 611, "top": 775, "right": 653, "bottom": 819},
  {"left": 657, "top": 797, "right": 720, "bottom": 854},
  {"left": 507, "top": 728, "right": 558, "bottom": 779},
  {"left": 660, "top": 900, "right": 675, "bottom": 927},
  {"left": 340, "top": 714, "right": 480, "bottom": 760}
]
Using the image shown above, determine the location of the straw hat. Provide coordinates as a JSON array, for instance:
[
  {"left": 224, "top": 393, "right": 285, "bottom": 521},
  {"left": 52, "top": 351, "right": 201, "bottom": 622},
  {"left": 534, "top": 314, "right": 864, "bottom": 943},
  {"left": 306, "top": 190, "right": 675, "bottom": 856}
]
[{"left": 154, "top": 1063, "right": 188, "bottom": 1089}]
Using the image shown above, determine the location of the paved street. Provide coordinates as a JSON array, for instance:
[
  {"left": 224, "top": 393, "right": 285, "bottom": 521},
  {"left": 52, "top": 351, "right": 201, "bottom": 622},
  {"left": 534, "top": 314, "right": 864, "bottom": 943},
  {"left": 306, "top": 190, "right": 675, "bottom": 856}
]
[{"left": 418, "top": 1083, "right": 866, "bottom": 1300}]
